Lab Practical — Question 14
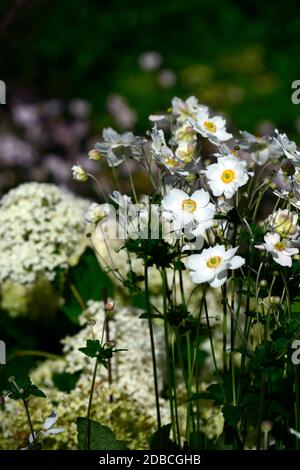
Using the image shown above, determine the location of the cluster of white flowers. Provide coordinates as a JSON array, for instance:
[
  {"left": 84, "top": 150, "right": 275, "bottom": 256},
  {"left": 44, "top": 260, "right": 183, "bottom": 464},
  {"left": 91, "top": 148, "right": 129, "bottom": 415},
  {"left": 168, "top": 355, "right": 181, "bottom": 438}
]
[
  {"left": 74, "top": 96, "right": 300, "bottom": 291},
  {"left": 0, "top": 182, "right": 89, "bottom": 285},
  {"left": 0, "top": 301, "right": 170, "bottom": 450},
  {"left": 62, "top": 300, "right": 167, "bottom": 412}
]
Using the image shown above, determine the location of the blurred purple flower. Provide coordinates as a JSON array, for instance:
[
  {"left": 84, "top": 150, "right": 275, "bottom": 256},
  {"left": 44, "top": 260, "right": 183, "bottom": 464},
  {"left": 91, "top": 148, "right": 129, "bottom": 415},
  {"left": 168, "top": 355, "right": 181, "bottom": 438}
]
[
  {"left": 138, "top": 51, "right": 162, "bottom": 71},
  {"left": 43, "top": 155, "right": 71, "bottom": 183},
  {"left": 0, "top": 134, "right": 35, "bottom": 166},
  {"left": 11, "top": 103, "right": 39, "bottom": 128},
  {"left": 69, "top": 99, "right": 91, "bottom": 119},
  {"left": 157, "top": 69, "right": 177, "bottom": 88},
  {"left": 106, "top": 94, "right": 137, "bottom": 130}
]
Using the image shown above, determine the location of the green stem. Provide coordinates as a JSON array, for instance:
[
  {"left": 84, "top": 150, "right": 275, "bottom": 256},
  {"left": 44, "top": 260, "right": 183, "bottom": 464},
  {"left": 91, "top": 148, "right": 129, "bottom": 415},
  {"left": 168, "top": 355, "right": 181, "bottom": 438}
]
[
  {"left": 161, "top": 268, "right": 177, "bottom": 443},
  {"left": 22, "top": 399, "right": 37, "bottom": 447},
  {"left": 84, "top": 359, "right": 99, "bottom": 450},
  {"left": 144, "top": 262, "right": 161, "bottom": 430}
]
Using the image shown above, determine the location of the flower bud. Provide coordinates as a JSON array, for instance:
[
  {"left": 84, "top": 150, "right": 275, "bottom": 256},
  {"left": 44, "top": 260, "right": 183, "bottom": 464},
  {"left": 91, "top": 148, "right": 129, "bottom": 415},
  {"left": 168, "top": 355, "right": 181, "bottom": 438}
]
[
  {"left": 259, "top": 280, "right": 268, "bottom": 287},
  {"left": 105, "top": 301, "right": 115, "bottom": 311},
  {"left": 261, "top": 420, "right": 273, "bottom": 433},
  {"left": 88, "top": 149, "right": 102, "bottom": 161},
  {"left": 71, "top": 164, "right": 88, "bottom": 182}
]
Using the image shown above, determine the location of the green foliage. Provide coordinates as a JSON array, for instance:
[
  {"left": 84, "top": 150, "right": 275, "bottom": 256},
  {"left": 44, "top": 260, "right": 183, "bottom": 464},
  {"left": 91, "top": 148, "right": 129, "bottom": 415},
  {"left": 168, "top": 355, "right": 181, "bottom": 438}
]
[
  {"left": 2, "top": 1, "right": 300, "bottom": 133},
  {"left": 79, "top": 339, "right": 126, "bottom": 369},
  {"left": 52, "top": 370, "right": 82, "bottom": 393},
  {"left": 149, "top": 424, "right": 179, "bottom": 450},
  {"left": 8, "top": 375, "right": 46, "bottom": 400},
  {"left": 222, "top": 404, "right": 242, "bottom": 427},
  {"left": 77, "top": 418, "right": 128, "bottom": 450},
  {"left": 62, "top": 248, "right": 113, "bottom": 323},
  {"left": 125, "top": 239, "right": 178, "bottom": 268}
]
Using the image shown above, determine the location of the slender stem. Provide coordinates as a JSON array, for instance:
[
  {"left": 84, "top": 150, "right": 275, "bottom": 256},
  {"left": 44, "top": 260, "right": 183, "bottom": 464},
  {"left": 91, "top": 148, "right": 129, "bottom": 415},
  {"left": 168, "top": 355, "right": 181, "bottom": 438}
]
[
  {"left": 144, "top": 262, "right": 161, "bottom": 430},
  {"left": 22, "top": 399, "right": 37, "bottom": 447},
  {"left": 256, "top": 372, "right": 266, "bottom": 450},
  {"left": 84, "top": 359, "right": 99, "bottom": 450},
  {"left": 222, "top": 284, "right": 228, "bottom": 372},
  {"left": 161, "top": 267, "right": 176, "bottom": 442}
]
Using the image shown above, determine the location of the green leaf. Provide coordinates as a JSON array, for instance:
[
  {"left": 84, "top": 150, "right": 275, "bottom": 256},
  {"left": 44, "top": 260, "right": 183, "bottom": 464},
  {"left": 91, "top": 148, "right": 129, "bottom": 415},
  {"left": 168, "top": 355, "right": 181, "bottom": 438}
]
[
  {"left": 149, "top": 424, "right": 179, "bottom": 450},
  {"left": 79, "top": 339, "right": 102, "bottom": 358},
  {"left": 52, "top": 370, "right": 82, "bottom": 393},
  {"left": 189, "top": 383, "right": 225, "bottom": 405},
  {"left": 79, "top": 340, "right": 126, "bottom": 368},
  {"left": 9, "top": 375, "right": 46, "bottom": 400},
  {"left": 222, "top": 404, "right": 242, "bottom": 427},
  {"left": 62, "top": 248, "right": 113, "bottom": 323},
  {"left": 77, "top": 418, "right": 128, "bottom": 450}
]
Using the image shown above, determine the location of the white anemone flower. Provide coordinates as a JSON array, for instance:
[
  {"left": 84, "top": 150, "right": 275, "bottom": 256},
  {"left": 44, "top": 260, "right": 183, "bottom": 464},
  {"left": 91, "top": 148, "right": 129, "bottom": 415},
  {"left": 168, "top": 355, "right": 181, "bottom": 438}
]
[
  {"left": 95, "top": 127, "right": 145, "bottom": 167},
  {"left": 150, "top": 125, "right": 188, "bottom": 175},
  {"left": 190, "top": 109, "right": 232, "bottom": 143},
  {"left": 162, "top": 188, "right": 215, "bottom": 235},
  {"left": 274, "top": 130, "right": 300, "bottom": 164},
  {"left": 187, "top": 245, "right": 245, "bottom": 288},
  {"left": 175, "top": 142, "right": 195, "bottom": 164},
  {"left": 172, "top": 96, "right": 206, "bottom": 122},
  {"left": 86, "top": 202, "right": 111, "bottom": 225},
  {"left": 255, "top": 232, "right": 298, "bottom": 267},
  {"left": 205, "top": 156, "right": 249, "bottom": 199},
  {"left": 239, "top": 131, "right": 282, "bottom": 166},
  {"left": 268, "top": 209, "right": 299, "bottom": 239},
  {"left": 23, "top": 412, "right": 64, "bottom": 449}
]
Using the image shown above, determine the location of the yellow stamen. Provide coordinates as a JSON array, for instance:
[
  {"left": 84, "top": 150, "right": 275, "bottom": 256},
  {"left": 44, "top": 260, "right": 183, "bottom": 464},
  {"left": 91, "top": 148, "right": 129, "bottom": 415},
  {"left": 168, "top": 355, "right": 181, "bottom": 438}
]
[
  {"left": 204, "top": 121, "right": 217, "bottom": 133},
  {"left": 165, "top": 158, "right": 182, "bottom": 168},
  {"left": 206, "top": 256, "right": 222, "bottom": 268},
  {"left": 274, "top": 242, "right": 285, "bottom": 251},
  {"left": 182, "top": 199, "right": 197, "bottom": 213},
  {"left": 221, "top": 169, "right": 236, "bottom": 184}
]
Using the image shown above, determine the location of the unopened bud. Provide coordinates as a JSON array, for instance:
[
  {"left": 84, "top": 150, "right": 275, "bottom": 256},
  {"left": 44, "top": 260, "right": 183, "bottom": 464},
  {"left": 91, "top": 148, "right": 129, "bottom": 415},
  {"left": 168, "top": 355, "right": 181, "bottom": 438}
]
[
  {"left": 8, "top": 376, "right": 15, "bottom": 383},
  {"left": 71, "top": 164, "right": 88, "bottom": 182},
  {"left": 293, "top": 254, "right": 300, "bottom": 261},
  {"left": 270, "top": 296, "right": 281, "bottom": 304},
  {"left": 259, "top": 280, "right": 268, "bottom": 287},
  {"left": 261, "top": 420, "right": 273, "bottom": 433},
  {"left": 88, "top": 149, "right": 102, "bottom": 161},
  {"left": 105, "top": 301, "right": 115, "bottom": 311}
]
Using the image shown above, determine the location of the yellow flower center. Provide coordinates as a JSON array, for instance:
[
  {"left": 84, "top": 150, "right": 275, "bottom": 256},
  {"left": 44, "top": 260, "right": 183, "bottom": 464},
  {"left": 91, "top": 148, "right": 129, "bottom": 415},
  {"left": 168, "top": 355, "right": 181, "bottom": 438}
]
[
  {"left": 221, "top": 169, "right": 236, "bottom": 184},
  {"left": 182, "top": 199, "right": 197, "bottom": 213},
  {"left": 206, "top": 256, "right": 222, "bottom": 268},
  {"left": 274, "top": 242, "right": 285, "bottom": 251},
  {"left": 204, "top": 121, "right": 217, "bottom": 133},
  {"left": 165, "top": 158, "right": 182, "bottom": 168}
]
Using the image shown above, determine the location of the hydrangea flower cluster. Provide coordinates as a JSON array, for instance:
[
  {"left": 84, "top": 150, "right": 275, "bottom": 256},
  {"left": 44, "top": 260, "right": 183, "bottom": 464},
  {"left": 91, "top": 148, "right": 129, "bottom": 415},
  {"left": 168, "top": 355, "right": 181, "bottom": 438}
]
[
  {"left": 0, "top": 301, "right": 170, "bottom": 450},
  {"left": 0, "top": 182, "right": 88, "bottom": 285}
]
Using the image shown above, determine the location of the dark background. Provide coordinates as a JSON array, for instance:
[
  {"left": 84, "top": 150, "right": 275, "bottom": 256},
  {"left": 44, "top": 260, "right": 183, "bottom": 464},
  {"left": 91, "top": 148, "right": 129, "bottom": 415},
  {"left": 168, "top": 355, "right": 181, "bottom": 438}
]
[{"left": 1, "top": 0, "right": 300, "bottom": 132}]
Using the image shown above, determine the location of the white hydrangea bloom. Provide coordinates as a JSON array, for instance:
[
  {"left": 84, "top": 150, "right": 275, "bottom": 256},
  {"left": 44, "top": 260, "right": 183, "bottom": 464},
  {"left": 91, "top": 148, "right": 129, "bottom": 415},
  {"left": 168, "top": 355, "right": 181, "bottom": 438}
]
[{"left": 0, "top": 183, "right": 89, "bottom": 285}]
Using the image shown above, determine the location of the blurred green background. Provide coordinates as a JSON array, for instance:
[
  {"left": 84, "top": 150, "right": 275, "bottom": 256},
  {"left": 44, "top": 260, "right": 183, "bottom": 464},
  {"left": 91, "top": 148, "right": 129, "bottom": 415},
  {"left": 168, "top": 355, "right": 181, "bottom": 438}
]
[{"left": 1, "top": 0, "right": 300, "bottom": 134}]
